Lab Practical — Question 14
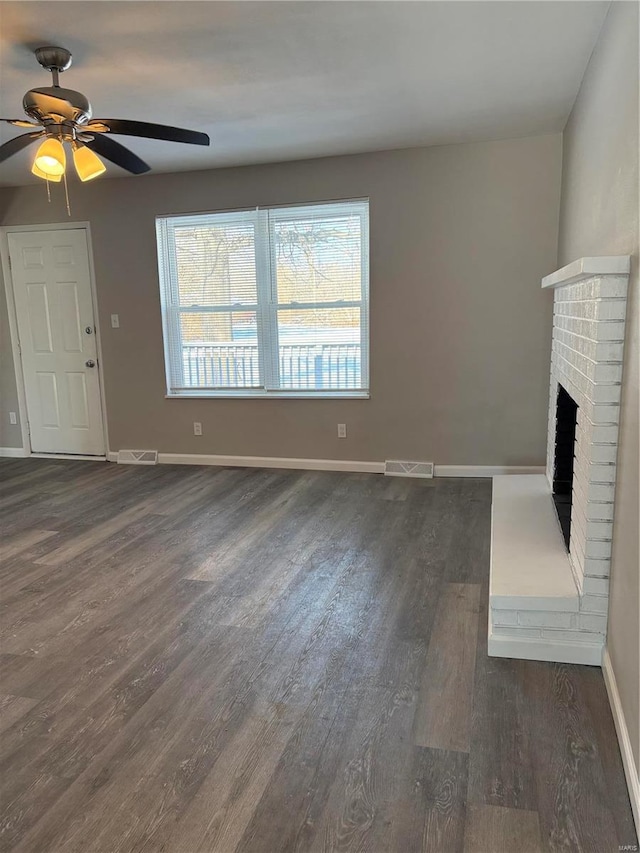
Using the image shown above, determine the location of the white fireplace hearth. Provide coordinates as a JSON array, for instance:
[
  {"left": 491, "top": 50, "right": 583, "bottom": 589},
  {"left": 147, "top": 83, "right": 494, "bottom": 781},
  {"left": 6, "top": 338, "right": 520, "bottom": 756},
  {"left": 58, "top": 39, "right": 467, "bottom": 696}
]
[{"left": 488, "top": 256, "right": 631, "bottom": 665}]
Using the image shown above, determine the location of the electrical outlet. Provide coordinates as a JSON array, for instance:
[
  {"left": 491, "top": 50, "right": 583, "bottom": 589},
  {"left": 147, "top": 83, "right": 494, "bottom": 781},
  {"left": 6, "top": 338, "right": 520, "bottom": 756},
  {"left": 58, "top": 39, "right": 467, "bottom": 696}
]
[
  {"left": 337, "top": 423, "right": 347, "bottom": 439},
  {"left": 193, "top": 422, "right": 202, "bottom": 436},
  {"left": 111, "top": 314, "right": 120, "bottom": 328},
  {"left": 9, "top": 412, "right": 17, "bottom": 425}
]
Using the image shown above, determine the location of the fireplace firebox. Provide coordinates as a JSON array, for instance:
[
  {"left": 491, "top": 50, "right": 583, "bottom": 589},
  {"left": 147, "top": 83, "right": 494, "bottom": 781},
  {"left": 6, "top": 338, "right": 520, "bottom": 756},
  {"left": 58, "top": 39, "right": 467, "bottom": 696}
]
[{"left": 552, "top": 384, "right": 578, "bottom": 549}]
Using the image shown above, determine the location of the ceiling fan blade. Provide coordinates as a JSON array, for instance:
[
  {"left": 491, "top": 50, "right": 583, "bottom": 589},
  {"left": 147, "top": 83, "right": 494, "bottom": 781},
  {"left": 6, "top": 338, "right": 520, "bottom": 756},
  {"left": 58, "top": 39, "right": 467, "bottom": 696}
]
[
  {"left": 88, "top": 119, "right": 209, "bottom": 146},
  {"left": 84, "top": 133, "right": 150, "bottom": 175},
  {"left": 0, "top": 130, "right": 45, "bottom": 163},
  {"left": 0, "top": 119, "right": 39, "bottom": 128}
]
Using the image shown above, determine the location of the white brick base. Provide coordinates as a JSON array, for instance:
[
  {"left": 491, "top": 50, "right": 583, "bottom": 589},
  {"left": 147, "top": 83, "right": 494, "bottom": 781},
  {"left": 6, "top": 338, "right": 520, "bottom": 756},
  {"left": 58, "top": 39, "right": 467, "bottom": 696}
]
[{"left": 488, "top": 609, "right": 603, "bottom": 666}]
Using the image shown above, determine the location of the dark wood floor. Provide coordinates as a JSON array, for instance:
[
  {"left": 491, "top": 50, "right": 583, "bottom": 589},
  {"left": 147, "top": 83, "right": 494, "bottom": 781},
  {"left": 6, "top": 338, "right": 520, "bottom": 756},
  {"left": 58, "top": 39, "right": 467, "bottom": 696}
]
[{"left": 0, "top": 458, "right": 636, "bottom": 853}]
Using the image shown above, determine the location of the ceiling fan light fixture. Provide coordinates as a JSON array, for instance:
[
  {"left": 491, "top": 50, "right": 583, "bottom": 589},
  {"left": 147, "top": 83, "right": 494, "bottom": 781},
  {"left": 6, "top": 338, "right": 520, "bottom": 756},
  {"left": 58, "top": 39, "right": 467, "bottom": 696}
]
[
  {"left": 33, "top": 137, "right": 66, "bottom": 176},
  {"left": 1, "top": 46, "right": 210, "bottom": 183},
  {"left": 31, "top": 161, "right": 63, "bottom": 182},
  {"left": 73, "top": 143, "right": 106, "bottom": 181}
]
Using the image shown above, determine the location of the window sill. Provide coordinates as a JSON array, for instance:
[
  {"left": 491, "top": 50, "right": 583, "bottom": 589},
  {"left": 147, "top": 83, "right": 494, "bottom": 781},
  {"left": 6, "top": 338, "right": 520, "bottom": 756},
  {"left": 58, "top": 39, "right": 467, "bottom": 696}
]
[{"left": 165, "top": 391, "right": 370, "bottom": 400}]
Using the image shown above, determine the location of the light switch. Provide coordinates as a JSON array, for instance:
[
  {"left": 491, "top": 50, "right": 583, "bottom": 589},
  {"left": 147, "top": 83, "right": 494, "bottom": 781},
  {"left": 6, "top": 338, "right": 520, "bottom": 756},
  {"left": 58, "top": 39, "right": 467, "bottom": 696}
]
[{"left": 111, "top": 314, "right": 120, "bottom": 328}]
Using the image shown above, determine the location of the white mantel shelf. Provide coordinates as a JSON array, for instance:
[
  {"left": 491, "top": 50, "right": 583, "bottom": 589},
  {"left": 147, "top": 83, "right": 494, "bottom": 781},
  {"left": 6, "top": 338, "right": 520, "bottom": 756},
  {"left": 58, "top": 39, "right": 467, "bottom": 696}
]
[{"left": 541, "top": 255, "right": 630, "bottom": 289}]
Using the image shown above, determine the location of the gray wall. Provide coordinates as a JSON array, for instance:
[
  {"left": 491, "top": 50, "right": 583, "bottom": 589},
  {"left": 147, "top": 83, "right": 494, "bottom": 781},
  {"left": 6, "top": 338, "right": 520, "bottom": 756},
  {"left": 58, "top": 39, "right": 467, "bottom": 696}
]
[
  {"left": 559, "top": 2, "right": 639, "bottom": 770},
  {"left": 0, "top": 134, "right": 561, "bottom": 463}
]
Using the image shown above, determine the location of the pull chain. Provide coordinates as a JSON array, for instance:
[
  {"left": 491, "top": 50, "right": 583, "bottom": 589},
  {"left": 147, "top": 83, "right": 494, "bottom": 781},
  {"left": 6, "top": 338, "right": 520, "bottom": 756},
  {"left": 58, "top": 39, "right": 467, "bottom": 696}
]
[
  {"left": 45, "top": 178, "right": 51, "bottom": 203},
  {"left": 62, "top": 170, "right": 71, "bottom": 217}
]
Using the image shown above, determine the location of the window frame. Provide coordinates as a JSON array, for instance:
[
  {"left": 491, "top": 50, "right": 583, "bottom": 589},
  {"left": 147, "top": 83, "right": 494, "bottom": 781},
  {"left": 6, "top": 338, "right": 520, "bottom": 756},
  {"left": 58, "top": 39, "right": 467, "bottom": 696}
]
[{"left": 156, "top": 199, "right": 370, "bottom": 399}]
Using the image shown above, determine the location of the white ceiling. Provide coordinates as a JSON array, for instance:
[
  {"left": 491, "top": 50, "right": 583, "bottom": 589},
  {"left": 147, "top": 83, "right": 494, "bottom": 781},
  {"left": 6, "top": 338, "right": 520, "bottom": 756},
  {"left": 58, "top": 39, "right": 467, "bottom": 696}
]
[{"left": 0, "top": 1, "right": 608, "bottom": 186}]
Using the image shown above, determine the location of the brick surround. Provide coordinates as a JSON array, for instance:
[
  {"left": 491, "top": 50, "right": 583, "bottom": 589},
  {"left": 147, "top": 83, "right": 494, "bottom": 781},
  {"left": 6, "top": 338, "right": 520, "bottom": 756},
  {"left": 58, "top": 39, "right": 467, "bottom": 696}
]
[
  {"left": 488, "top": 257, "right": 630, "bottom": 665},
  {"left": 546, "top": 266, "right": 628, "bottom": 596}
]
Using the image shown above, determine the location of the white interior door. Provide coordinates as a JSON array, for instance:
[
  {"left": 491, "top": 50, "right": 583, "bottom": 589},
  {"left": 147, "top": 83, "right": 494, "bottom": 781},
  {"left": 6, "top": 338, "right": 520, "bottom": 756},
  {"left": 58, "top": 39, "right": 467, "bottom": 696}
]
[{"left": 8, "top": 229, "right": 105, "bottom": 456}]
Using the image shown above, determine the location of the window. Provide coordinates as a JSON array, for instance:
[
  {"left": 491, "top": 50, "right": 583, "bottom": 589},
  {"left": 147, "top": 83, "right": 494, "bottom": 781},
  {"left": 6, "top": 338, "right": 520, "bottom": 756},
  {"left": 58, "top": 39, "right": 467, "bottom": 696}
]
[{"left": 156, "top": 200, "right": 369, "bottom": 397}]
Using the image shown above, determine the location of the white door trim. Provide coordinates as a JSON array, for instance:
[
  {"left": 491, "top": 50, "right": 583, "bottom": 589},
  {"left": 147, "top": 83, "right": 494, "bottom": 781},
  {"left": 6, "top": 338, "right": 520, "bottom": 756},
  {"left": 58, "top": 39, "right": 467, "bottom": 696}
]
[{"left": 0, "top": 221, "right": 110, "bottom": 457}]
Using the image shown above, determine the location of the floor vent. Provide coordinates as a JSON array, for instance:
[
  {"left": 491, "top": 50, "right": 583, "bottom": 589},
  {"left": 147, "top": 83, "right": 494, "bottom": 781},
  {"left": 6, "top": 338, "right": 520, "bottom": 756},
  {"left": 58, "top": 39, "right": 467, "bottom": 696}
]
[
  {"left": 117, "top": 449, "right": 158, "bottom": 465},
  {"left": 384, "top": 460, "right": 434, "bottom": 479}
]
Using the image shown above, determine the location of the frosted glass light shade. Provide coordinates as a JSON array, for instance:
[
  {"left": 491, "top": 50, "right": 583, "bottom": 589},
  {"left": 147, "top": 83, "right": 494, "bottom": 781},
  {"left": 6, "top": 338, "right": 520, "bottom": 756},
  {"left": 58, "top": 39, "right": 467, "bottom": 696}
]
[
  {"left": 34, "top": 138, "right": 66, "bottom": 176},
  {"left": 73, "top": 144, "right": 106, "bottom": 181},
  {"left": 31, "top": 162, "right": 63, "bottom": 182}
]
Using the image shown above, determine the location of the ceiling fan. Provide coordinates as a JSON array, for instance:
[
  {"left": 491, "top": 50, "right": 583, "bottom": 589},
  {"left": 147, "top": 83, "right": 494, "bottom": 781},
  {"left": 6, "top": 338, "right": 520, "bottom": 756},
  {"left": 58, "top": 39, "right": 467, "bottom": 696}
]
[{"left": 0, "top": 46, "right": 210, "bottom": 182}]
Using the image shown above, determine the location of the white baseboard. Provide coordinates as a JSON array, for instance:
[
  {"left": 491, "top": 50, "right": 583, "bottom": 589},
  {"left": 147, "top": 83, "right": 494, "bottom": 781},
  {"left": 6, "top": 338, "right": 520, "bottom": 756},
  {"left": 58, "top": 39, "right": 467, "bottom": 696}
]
[
  {"left": 0, "top": 446, "right": 28, "bottom": 458},
  {"left": 108, "top": 451, "right": 384, "bottom": 474},
  {"left": 434, "top": 465, "right": 545, "bottom": 477},
  {"left": 602, "top": 647, "right": 640, "bottom": 834},
  {"left": 30, "top": 453, "right": 107, "bottom": 462},
  {"left": 106, "top": 452, "right": 544, "bottom": 477},
  {"left": 161, "top": 453, "right": 385, "bottom": 473}
]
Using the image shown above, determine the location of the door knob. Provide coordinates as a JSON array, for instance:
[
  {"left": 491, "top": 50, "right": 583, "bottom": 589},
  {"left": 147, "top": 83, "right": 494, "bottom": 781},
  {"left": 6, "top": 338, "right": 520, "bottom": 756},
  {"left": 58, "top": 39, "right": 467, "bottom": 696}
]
[{"left": 85, "top": 359, "right": 95, "bottom": 368}]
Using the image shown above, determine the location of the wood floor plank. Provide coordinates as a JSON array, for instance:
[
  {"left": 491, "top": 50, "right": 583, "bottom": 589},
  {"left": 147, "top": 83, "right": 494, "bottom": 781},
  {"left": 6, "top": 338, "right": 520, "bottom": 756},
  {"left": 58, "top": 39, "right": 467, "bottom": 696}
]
[
  {"left": 305, "top": 679, "right": 436, "bottom": 853},
  {"left": 394, "top": 555, "right": 444, "bottom": 642},
  {"left": 0, "top": 558, "right": 62, "bottom": 600},
  {"left": 420, "top": 747, "right": 469, "bottom": 853},
  {"left": 237, "top": 681, "right": 368, "bottom": 853},
  {"left": 467, "top": 647, "right": 537, "bottom": 810},
  {"left": 32, "top": 500, "right": 163, "bottom": 567},
  {"left": 523, "top": 661, "right": 623, "bottom": 852},
  {"left": 580, "top": 666, "right": 640, "bottom": 848},
  {"left": 158, "top": 711, "right": 292, "bottom": 853},
  {"left": 443, "top": 481, "right": 491, "bottom": 585},
  {"left": 413, "top": 583, "right": 481, "bottom": 753},
  {"left": 0, "top": 695, "right": 38, "bottom": 734},
  {"left": 0, "top": 654, "right": 42, "bottom": 704},
  {"left": 0, "top": 529, "right": 58, "bottom": 562},
  {"left": 464, "top": 804, "right": 543, "bottom": 853}
]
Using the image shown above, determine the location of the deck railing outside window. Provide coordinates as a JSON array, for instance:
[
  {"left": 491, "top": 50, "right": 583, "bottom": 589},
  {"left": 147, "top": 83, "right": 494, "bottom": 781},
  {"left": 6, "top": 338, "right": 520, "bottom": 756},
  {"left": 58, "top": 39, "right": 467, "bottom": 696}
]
[{"left": 182, "top": 342, "right": 361, "bottom": 390}]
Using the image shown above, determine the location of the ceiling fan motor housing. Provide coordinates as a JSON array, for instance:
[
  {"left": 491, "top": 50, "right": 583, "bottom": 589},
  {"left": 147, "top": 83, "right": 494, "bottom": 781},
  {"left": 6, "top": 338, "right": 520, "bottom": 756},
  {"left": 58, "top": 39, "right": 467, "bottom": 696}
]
[{"left": 22, "top": 87, "right": 92, "bottom": 126}]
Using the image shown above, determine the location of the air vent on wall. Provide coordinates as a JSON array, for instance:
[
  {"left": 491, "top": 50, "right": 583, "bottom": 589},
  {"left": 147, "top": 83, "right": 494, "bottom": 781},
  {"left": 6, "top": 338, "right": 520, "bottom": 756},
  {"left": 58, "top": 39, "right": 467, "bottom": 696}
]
[
  {"left": 384, "top": 460, "right": 434, "bottom": 478},
  {"left": 116, "top": 449, "right": 158, "bottom": 465}
]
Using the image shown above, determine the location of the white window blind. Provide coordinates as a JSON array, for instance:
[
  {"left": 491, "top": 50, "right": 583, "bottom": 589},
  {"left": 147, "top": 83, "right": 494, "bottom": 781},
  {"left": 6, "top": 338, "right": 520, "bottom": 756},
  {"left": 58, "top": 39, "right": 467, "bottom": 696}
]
[{"left": 156, "top": 200, "right": 369, "bottom": 396}]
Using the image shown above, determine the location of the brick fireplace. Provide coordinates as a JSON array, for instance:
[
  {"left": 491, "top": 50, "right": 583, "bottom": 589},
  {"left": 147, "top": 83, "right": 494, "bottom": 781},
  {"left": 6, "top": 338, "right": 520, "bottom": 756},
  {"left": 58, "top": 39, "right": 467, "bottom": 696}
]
[{"left": 488, "top": 256, "right": 630, "bottom": 665}]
